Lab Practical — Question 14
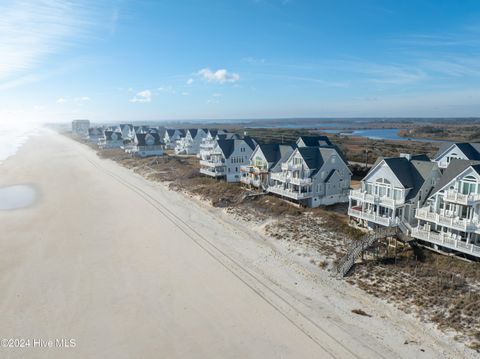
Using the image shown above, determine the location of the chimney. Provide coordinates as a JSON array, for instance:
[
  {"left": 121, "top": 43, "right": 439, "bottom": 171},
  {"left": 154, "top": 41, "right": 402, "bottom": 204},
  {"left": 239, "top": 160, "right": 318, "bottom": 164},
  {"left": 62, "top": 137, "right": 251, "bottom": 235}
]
[{"left": 400, "top": 153, "right": 411, "bottom": 161}]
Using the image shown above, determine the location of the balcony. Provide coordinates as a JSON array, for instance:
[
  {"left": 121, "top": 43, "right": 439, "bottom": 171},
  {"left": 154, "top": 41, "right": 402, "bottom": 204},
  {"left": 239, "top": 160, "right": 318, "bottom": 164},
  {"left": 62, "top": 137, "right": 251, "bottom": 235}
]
[
  {"left": 240, "top": 175, "right": 262, "bottom": 188},
  {"left": 348, "top": 208, "right": 398, "bottom": 227},
  {"left": 349, "top": 188, "right": 404, "bottom": 207},
  {"left": 267, "top": 185, "right": 313, "bottom": 200},
  {"left": 200, "top": 167, "right": 225, "bottom": 177},
  {"left": 444, "top": 190, "right": 480, "bottom": 205},
  {"left": 281, "top": 162, "right": 303, "bottom": 171},
  {"left": 411, "top": 228, "right": 480, "bottom": 258},
  {"left": 199, "top": 159, "right": 224, "bottom": 168},
  {"left": 415, "top": 207, "right": 480, "bottom": 232},
  {"left": 270, "top": 172, "right": 311, "bottom": 185}
]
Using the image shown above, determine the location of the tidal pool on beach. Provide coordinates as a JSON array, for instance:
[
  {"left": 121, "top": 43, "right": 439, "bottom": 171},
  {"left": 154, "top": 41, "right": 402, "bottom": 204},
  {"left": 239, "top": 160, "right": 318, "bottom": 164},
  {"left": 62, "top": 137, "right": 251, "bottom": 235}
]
[{"left": 0, "top": 185, "right": 38, "bottom": 210}]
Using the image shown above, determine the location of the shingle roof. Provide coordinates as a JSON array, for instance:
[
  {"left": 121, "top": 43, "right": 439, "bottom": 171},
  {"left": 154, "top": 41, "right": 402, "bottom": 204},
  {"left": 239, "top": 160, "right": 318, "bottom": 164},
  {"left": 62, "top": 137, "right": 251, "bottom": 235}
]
[
  {"left": 257, "top": 144, "right": 294, "bottom": 166},
  {"left": 431, "top": 159, "right": 480, "bottom": 196},
  {"left": 188, "top": 129, "right": 198, "bottom": 138},
  {"left": 104, "top": 130, "right": 123, "bottom": 141},
  {"left": 434, "top": 142, "right": 480, "bottom": 161},
  {"left": 216, "top": 139, "right": 235, "bottom": 158},
  {"left": 166, "top": 129, "right": 175, "bottom": 137},
  {"left": 243, "top": 136, "right": 257, "bottom": 150},
  {"left": 135, "top": 133, "right": 161, "bottom": 146},
  {"left": 371, "top": 155, "right": 437, "bottom": 201},
  {"left": 297, "top": 147, "right": 325, "bottom": 174},
  {"left": 297, "top": 136, "right": 333, "bottom": 147}
]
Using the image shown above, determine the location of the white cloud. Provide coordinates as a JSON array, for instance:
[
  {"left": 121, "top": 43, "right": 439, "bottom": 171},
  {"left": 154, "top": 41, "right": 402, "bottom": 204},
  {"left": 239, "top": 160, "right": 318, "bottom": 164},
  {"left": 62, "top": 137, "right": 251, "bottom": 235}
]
[
  {"left": 56, "top": 97, "right": 67, "bottom": 104},
  {"left": 75, "top": 96, "right": 90, "bottom": 102},
  {"left": 157, "top": 86, "right": 176, "bottom": 94},
  {"left": 129, "top": 89, "right": 152, "bottom": 103},
  {"left": 0, "top": 1, "right": 99, "bottom": 82},
  {"left": 197, "top": 68, "right": 240, "bottom": 84},
  {"left": 181, "top": 92, "right": 189, "bottom": 96},
  {"left": 186, "top": 78, "right": 194, "bottom": 85}
]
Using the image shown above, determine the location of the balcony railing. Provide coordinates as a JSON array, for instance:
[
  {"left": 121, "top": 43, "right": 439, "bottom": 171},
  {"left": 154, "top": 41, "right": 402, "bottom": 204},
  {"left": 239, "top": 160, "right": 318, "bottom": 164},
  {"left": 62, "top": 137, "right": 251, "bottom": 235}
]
[
  {"left": 240, "top": 176, "right": 262, "bottom": 187},
  {"left": 444, "top": 190, "right": 480, "bottom": 205},
  {"left": 415, "top": 207, "right": 480, "bottom": 232},
  {"left": 348, "top": 208, "right": 398, "bottom": 227},
  {"left": 267, "top": 186, "right": 312, "bottom": 200},
  {"left": 200, "top": 167, "right": 225, "bottom": 177},
  {"left": 270, "top": 172, "right": 312, "bottom": 185},
  {"left": 199, "top": 159, "right": 224, "bottom": 168},
  {"left": 281, "top": 162, "right": 303, "bottom": 171},
  {"left": 411, "top": 228, "right": 480, "bottom": 257},
  {"left": 349, "top": 188, "right": 404, "bottom": 207}
]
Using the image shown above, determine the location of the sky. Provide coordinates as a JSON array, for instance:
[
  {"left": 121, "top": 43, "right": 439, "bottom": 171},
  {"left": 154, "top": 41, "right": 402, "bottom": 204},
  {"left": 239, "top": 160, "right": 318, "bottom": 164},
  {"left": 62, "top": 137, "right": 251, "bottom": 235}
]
[{"left": 1, "top": 0, "right": 480, "bottom": 123}]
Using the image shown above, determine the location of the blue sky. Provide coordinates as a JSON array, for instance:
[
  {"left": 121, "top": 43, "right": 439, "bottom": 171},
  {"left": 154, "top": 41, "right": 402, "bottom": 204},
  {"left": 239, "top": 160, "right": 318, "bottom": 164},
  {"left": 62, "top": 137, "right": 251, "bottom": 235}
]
[{"left": 1, "top": 0, "right": 480, "bottom": 123}]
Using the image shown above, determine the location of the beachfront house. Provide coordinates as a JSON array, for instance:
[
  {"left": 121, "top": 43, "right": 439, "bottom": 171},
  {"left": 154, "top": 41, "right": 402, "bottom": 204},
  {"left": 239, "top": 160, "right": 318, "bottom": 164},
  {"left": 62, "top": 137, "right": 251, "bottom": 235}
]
[
  {"left": 88, "top": 127, "right": 104, "bottom": 143},
  {"left": 98, "top": 130, "right": 124, "bottom": 149},
  {"left": 348, "top": 154, "right": 441, "bottom": 232},
  {"left": 164, "top": 129, "right": 185, "bottom": 149},
  {"left": 240, "top": 144, "right": 295, "bottom": 190},
  {"left": 131, "top": 132, "right": 164, "bottom": 157},
  {"left": 412, "top": 159, "right": 480, "bottom": 258},
  {"left": 198, "top": 131, "right": 239, "bottom": 161},
  {"left": 200, "top": 137, "right": 257, "bottom": 182},
  {"left": 72, "top": 119, "right": 90, "bottom": 138},
  {"left": 296, "top": 135, "right": 333, "bottom": 148},
  {"left": 175, "top": 128, "right": 208, "bottom": 155},
  {"left": 433, "top": 142, "right": 480, "bottom": 169},
  {"left": 120, "top": 124, "right": 135, "bottom": 140},
  {"left": 268, "top": 145, "right": 351, "bottom": 207}
]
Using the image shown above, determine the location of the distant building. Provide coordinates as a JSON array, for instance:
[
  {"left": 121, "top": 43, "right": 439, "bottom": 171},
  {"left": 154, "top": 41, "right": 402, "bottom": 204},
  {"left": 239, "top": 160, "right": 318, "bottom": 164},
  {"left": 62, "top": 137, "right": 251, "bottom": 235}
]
[
  {"left": 131, "top": 132, "right": 164, "bottom": 157},
  {"left": 72, "top": 119, "right": 90, "bottom": 138}
]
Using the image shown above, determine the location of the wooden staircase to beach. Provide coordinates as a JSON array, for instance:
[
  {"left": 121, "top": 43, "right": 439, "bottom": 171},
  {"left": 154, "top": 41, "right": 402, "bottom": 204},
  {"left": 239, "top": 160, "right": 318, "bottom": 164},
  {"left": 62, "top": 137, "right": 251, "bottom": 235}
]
[{"left": 334, "top": 227, "right": 399, "bottom": 278}]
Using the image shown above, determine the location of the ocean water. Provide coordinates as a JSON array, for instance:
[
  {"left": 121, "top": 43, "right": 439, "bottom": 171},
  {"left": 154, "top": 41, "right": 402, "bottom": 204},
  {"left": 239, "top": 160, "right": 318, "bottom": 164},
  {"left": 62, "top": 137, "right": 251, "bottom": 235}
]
[{"left": 0, "top": 122, "right": 40, "bottom": 164}]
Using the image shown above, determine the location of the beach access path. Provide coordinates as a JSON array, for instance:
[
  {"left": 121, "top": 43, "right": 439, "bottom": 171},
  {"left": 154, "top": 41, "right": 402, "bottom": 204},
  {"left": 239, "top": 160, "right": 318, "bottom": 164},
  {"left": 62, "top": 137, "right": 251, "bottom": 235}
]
[{"left": 0, "top": 130, "right": 473, "bottom": 358}]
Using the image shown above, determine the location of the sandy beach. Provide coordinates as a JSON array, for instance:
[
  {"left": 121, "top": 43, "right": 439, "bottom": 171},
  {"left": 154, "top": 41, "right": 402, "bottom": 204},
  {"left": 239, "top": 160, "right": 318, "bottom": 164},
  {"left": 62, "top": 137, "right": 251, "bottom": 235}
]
[{"left": 0, "top": 130, "right": 475, "bottom": 359}]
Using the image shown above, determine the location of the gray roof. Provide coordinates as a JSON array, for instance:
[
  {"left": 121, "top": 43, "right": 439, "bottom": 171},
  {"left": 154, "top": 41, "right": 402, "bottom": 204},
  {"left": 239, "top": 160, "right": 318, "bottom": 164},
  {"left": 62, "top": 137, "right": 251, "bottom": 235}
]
[
  {"left": 434, "top": 142, "right": 480, "bottom": 161},
  {"left": 431, "top": 159, "right": 480, "bottom": 196},
  {"left": 371, "top": 155, "right": 437, "bottom": 201},
  {"left": 104, "top": 130, "right": 123, "bottom": 141},
  {"left": 135, "top": 132, "right": 162, "bottom": 146},
  {"left": 297, "top": 147, "right": 325, "bottom": 175},
  {"left": 256, "top": 144, "right": 295, "bottom": 167},
  {"left": 297, "top": 136, "right": 333, "bottom": 147},
  {"left": 188, "top": 129, "right": 198, "bottom": 138},
  {"left": 217, "top": 138, "right": 256, "bottom": 159}
]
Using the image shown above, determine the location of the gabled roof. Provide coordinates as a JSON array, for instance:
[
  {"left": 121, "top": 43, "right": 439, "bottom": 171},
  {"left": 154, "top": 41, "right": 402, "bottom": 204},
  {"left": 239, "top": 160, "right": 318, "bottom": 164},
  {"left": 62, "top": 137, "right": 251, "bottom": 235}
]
[
  {"left": 243, "top": 136, "right": 257, "bottom": 150},
  {"left": 135, "top": 132, "right": 162, "bottom": 146},
  {"left": 120, "top": 124, "right": 133, "bottom": 130},
  {"left": 431, "top": 159, "right": 480, "bottom": 196},
  {"left": 297, "top": 136, "right": 333, "bottom": 147},
  {"left": 434, "top": 142, "right": 480, "bottom": 161},
  {"left": 256, "top": 144, "right": 295, "bottom": 167},
  {"left": 104, "top": 130, "right": 123, "bottom": 141},
  {"left": 208, "top": 129, "right": 219, "bottom": 138},
  {"left": 368, "top": 155, "right": 437, "bottom": 201},
  {"left": 188, "top": 129, "right": 198, "bottom": 138},
  {"left": 166, "top": 129, "right": 175, "bottom": 137},
  {"left": 216, "top": 139, "right": 235, "bottom": 158},
  {"left": 297, "top": 147, "right": 325, "bottom": 175}
]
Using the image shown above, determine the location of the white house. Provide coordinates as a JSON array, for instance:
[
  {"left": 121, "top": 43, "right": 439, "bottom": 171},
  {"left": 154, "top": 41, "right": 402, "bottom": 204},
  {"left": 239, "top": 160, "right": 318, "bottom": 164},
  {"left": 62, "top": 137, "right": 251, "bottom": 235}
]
[
  {"left": 240, "top": 144, "right": 295, "bottom": 190},
  {"left": 268, "top": 146, "right": 351, "bottom": 207},
  {"left": 98, "top": 130, "right": 124, "bottom": 149},
  {"left": 348, "top": 154, "right": 441, "bottom": 231},
  {"left": 88, "top": 127, "right": 104, "bottom": 143},
  {"left": 200, "top": 137, "right": 257, "bottom": 182},
  {"left": 198, "top": 131, "right": 238, "bottom": 161},
  {"left": 119, "top": 124, "right": 135, "bottom": 140},
  {"left": 433, "top": 142, "right": 480, "bottom": 169},
  {"left": 412, "top": 159, "right": 480, "bottom": 258},
  {"left": 163, "top": 129, "right": 185, "bottom": 149},
  {"left": 131, "top": 132, "right": 164, "bottom": 157},
  {"left": 175, "top": 128, "right": 208, "bottom": 155},
  {"left": 72, "top": 119, "right": 90, "bottom": 138}
]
